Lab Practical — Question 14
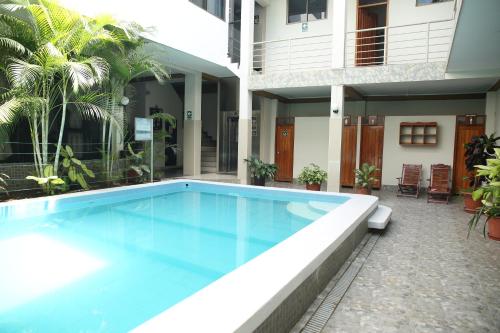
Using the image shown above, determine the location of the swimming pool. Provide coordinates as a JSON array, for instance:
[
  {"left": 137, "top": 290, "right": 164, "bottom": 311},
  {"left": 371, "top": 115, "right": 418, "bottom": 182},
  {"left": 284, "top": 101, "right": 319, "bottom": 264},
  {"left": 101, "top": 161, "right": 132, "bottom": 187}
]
[{"left": 0, "top": 180, "right": 377, "bottom": 332}]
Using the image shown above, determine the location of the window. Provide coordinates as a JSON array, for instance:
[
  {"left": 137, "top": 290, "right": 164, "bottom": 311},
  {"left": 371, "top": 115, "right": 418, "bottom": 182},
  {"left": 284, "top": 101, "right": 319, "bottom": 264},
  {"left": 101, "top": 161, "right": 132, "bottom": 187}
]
[
  {"left": 190, "top": 0, "right": 226, "bottom": 20},
  {"left": 416, "top": 0, "right": 452, "bottom": 6},
  {"left": 288, "top": 0, "right": 327, "bottom": 24}
]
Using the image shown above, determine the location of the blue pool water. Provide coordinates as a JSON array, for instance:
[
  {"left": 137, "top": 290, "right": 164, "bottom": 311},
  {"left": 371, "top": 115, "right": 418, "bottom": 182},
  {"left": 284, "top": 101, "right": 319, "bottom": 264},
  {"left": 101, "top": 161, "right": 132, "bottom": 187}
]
[{"left": 0, "top": 182, "right": 348, "bottom": 332}]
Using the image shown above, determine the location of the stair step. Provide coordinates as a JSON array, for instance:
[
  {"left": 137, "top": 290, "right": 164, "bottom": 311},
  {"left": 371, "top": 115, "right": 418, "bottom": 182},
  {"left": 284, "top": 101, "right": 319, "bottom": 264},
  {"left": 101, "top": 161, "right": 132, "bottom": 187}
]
[
  {"left": 202, "top": 161, "right": 216, "bottom": 168},
  {"left": 286, "top": 202, "right": 323, "bottom": 221},
  {"left": 202, "top": 155, "right": 216, "bottom": 162},
  {"left": 201, "top": 146, "right": 216, "bottom": 152},
  {"left": 201, "top": 166, "right": 217, "bottom": 173},
  {"left": 308, "top": 201, "right": 340, "bottom": 213}
]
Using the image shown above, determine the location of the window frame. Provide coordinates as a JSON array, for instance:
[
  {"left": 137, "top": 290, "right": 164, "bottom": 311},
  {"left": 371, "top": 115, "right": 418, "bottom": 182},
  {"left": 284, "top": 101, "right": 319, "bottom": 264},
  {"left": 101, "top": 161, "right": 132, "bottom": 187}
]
[
  {"left": 286, "top": 0, "right": 328, "bottom": 25},
  {"left": 189, "top": 0, "right": 226, "bottom": 21},
  {"left": 415, "top": 0, "right": 453, "bottom": 7}
]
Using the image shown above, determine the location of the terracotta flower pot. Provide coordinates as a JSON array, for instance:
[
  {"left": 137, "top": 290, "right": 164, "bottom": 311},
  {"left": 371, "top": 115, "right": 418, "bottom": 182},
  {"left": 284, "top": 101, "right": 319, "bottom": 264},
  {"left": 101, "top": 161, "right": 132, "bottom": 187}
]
[
  {"left": 355, "top": 187, "right": 371, "bottom": 195},
  {"left": 462, "top": 191, "right": 482, "bottom": 213},
  {"left": 306, "top": 183, "right": 321, "bottom": 191},
  {"left": 487, "top": 216, "right": 500, "bottom": 241}
]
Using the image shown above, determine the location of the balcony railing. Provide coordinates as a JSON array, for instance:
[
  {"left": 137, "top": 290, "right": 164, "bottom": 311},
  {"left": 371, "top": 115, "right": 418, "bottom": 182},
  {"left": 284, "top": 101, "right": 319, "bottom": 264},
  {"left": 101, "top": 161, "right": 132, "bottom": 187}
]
[
  {"left": 345, "top": 20, "right": 455, "bottom": 67},
  {"left": 252, "top": 34, "right": 332, "bottom": 74}
]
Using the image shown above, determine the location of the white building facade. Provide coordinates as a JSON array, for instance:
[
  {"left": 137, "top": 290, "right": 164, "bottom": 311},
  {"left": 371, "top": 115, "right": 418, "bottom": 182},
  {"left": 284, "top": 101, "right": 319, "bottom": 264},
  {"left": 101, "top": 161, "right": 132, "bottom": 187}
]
[{"left": 55, "top": 0, "right": 500, "bottom": 192}]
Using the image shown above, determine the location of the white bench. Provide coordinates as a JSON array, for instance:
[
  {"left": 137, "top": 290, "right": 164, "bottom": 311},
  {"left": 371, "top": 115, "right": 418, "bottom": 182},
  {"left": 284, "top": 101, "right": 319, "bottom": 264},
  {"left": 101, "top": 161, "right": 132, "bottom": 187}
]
[{"left": 368, "top": 205, "right": 392, "bottom": 230}]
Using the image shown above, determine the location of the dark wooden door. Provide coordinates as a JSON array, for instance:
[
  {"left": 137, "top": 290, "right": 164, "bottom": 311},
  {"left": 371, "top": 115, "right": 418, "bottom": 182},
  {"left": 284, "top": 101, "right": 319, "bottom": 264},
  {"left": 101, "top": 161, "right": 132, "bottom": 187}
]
[
  {"left": 356, "top": 8, "right": 377, "bottom": 66},
  {"left": 360, "top": 125, "right": 384, "bottom": 189},
  {"left": 341, "top": 124, "right": 357, "bottom": 187},
  {"left": 453, "top": 124, "right": 485, "bottom": 192},
  {"left": 275, "top": 124, "right": 294, "bottom": 182}
]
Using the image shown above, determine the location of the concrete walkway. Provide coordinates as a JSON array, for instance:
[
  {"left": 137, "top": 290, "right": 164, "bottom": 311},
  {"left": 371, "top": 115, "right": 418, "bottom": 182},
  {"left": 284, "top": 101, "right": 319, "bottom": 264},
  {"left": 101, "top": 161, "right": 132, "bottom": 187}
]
[{"left": 293, "top": 189, "right": 500, "bottom": 333}]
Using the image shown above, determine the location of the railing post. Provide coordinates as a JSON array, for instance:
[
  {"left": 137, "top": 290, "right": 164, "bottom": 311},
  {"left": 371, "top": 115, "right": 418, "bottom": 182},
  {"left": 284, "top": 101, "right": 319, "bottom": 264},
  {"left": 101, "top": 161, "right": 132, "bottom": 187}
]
[
  {"left": 426, "top": 22, "right": 430, "bottom": 63},
  {"left": 383, "top": 26, "right": 388, "bottom": 65}
]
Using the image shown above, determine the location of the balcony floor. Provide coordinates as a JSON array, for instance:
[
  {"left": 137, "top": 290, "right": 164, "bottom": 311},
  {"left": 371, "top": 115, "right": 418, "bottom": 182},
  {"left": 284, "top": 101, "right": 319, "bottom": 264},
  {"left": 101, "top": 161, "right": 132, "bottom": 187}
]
[{"left": 272, "top": 185, "right": 500, "bottom": 333}]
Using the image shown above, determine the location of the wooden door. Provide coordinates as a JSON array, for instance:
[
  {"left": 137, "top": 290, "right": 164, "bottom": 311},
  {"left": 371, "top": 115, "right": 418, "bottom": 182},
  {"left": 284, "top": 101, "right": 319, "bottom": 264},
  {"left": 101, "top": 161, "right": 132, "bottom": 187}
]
[
  {"left": 356, "top": 8, "right": 377, "bottom": 66},
  {"left": 453, "top": 124, "right": 485, "bottom": 192},
  {"left": 341, "top": 124, "right": 357, "bottom": 187},
  {"left": 360, "top": 125, "right": 384, "bottom": 189},
  {"left": 275, "top": 124, "right": 294, "bottom": 182}
]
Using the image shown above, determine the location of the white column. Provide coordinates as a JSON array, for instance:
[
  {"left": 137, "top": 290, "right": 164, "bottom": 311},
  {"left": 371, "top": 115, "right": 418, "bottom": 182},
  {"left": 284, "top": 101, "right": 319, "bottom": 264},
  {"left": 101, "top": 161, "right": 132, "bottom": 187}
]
[
  {"left": 259, "top": 97, "right": 277, "bottom": 164},
  {"left": 327, "top": 85, "right": 345, "bottom": 192},
  {"left": 486, "top": 91, "right": 500, "bottom": 136},
  {"left": 332, "top": 0, "right": 347, "bottom": 68},
  {"left": 237, "top": 0, "right": 255, "bottom": 184},
  {"left": 183, "top": 72, "right": 202, "bottom": 176}
]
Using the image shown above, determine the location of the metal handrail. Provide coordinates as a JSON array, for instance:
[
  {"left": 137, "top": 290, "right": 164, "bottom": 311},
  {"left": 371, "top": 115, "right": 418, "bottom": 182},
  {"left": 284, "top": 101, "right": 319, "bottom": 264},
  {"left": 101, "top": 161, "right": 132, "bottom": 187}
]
[{"left": 345, "top": 19, "right": 455, "bottom": 67}]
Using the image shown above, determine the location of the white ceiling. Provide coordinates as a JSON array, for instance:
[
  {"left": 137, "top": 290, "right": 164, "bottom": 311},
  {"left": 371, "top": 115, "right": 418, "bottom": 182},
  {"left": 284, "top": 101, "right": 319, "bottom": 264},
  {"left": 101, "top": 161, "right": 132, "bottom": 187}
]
[
  {"left": 266, "top": 86, "right": 332, "bottom": 99},
  {"left": 145, "top": 41, "right": 235, "bottom": 78},
  {"left": 351, "top": 78, "right": 498, "bottom": 96},
  {"left": 263, "top": 78, "right": 497, "bottom": 99},
  {"left": 447, "top": 0, "right": 500, "bottom": 76}
]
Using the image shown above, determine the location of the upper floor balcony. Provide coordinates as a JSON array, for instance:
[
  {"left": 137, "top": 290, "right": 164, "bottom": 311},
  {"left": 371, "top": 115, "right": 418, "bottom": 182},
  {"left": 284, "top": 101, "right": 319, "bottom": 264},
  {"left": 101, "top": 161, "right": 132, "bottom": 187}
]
[{"left": 252, "top": 19, "right": 455, "bottom": 74}]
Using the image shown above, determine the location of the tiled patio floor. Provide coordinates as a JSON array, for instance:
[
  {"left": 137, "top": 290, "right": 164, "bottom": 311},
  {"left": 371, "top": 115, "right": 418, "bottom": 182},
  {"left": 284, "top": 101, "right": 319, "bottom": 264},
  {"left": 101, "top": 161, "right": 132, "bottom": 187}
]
[{"left": 289, "top": 187, "right": 500, "bottom": 333}]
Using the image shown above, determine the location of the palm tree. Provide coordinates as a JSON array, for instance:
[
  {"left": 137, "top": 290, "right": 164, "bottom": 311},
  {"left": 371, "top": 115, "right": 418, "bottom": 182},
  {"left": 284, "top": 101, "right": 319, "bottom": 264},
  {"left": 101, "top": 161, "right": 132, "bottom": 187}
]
[
  {"left": 0, "top": 0, "right": 125, "bottom": 178},
  {"left": 95, "top": 33, "right": 171, "bottom": 182}
]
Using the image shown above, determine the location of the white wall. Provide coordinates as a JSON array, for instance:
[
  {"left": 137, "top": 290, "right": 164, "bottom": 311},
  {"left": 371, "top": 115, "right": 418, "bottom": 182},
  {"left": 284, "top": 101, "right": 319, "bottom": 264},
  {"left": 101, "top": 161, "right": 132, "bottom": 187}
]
[
  {"left": 382, "top": 115, "right": 456, "bottom": 186},
  {"left": 61, "top": 0, "right": 230, "bottom": 68},
  {"left": 258, "top": 0, "right": 333, "bottom": 72},
  {"left": 264, "top": 0, "right": 333, "bottom": 41},
  {"left": 346, "top": 0, "right": 456, "bottom": 31},
  {"left": 293, "top": 117, "right": 330, "bottom": 178},
  {"left": 344, "top": 0, "right": 456, "bottom": 66}
]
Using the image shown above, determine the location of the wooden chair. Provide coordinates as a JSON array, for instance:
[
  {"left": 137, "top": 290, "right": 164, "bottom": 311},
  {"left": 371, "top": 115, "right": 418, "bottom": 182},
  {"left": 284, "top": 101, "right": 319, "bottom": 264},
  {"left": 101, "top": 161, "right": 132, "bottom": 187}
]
[
  {"left": 396, "top": 164, "right": 422, "bottom": 198},
  {"left": 427, "top": 164, "right": 452, "bottom": 204}
]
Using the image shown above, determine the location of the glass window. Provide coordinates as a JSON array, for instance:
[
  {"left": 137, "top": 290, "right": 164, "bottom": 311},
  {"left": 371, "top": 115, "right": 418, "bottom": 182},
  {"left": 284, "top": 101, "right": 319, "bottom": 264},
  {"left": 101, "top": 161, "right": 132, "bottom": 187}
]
[
  {"left": 288, "top": 0, "right": 327, "bottom": 24},
  {"left": 307, "top": 0, "right": 327, "bottom": 21},
  {"left": 190, "top": 0, "right": 226, "bottom": 20},
  {"left": 416, "top": 0, "right": 452, "bottom": 5}
]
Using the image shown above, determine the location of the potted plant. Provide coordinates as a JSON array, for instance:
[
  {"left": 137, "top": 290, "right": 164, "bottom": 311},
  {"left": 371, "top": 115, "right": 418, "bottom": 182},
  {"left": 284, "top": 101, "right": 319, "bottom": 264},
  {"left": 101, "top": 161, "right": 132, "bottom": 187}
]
[
  {"left": 462, "top": 134, "right": 499, "bottom": 213},
  {"left": 298, "top": 164, "right": 327, "bottom": 191},
  {"left": 354, "top": 163, "right": 378, "bottom": 195},
  {"left": 244, "top": 156, "right": 277, "bottom": 186},
  {"left": 126, "top": 143, "right": 151, "bottom": 184},
  {"left": 468, "top": 148, "right": 500, "bottom": 241}
]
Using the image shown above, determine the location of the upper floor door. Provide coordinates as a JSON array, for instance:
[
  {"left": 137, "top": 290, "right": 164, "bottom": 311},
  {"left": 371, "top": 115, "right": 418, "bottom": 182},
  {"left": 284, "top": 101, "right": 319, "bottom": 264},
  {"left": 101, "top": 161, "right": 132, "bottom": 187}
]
[{"left": 356, "top": 0, "right": 387, "bottom": 66}]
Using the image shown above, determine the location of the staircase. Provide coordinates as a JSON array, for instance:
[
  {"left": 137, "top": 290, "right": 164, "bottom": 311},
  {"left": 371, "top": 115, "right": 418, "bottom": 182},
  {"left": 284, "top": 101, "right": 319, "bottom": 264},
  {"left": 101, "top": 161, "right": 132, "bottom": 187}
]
[{"left": 201, "top": 130, "right": 217, "bottom": 174}]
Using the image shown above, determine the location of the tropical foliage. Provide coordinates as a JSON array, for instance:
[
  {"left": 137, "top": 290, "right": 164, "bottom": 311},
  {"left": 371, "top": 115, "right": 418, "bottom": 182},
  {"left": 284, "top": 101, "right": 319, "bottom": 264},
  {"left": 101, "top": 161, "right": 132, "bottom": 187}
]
[
  {"left": 244, "top": 156, "right": 277, "bottom": 180},
  {"left": 298, "top": 163, "right": 327, "bottom": 185},
  {"left": 468, "top": 148, "right": 500, "bottom": 238},
  {"left": 0, "top": 172, "right": 8, "bottom": 194},
  {"left": 355, "top": 163, "right": 378, "bottom": 189},
  {"left": 127, "top": 143, "right": 150, "bottom": 183},
  {"left": 26, "top": 166, "right": 65, "bottom": 195},
  {"left": 60, "top": 145, "right": 95, "bottom": 190},
  {"left": 464, "top": 134, "right": 499, "bottom": 188},
  {"left": 0, "top": 0, "right": 169, "bottom": 195}
]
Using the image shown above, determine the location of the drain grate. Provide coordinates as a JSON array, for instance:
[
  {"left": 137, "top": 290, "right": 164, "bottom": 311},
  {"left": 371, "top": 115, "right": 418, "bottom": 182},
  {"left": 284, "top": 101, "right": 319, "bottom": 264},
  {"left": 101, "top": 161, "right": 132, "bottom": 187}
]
[{"left": 300, "top": 233, "right": 380, "bottom": 333}]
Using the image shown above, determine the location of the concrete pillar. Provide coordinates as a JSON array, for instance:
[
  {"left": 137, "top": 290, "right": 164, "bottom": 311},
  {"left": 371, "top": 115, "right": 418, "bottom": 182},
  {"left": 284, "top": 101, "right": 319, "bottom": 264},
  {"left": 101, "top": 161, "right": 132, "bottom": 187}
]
[
  {"left": 183, "top": 72, "right": 202, "bottom": 176},
  {"left": 332, "top": 0, "right": 347, "bottom": 68},
  {"left": 237, "top": 0, "right": 255, "bottom": 184},
  {"left": 485, "top": 90, "right": 500, "bottom": 136},
  {"left": 259, "top": 97, "right": 277, "bottom": 164},
  {"left": 327, "top": 85, "right": 345, "bottom": 192}
]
